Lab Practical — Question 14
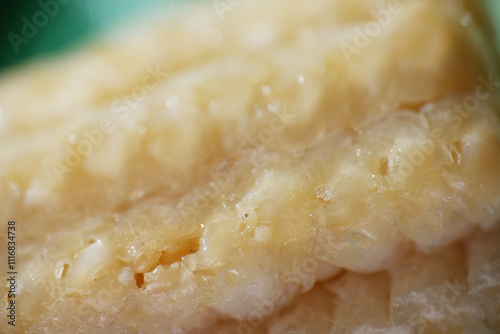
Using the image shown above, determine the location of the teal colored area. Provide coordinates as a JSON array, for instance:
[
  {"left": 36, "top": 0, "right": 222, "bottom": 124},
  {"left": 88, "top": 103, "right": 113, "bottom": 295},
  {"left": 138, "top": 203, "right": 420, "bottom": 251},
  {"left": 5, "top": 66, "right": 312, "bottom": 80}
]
[{"left": 0, "top": 0, "right": 179, "bottom": 71}]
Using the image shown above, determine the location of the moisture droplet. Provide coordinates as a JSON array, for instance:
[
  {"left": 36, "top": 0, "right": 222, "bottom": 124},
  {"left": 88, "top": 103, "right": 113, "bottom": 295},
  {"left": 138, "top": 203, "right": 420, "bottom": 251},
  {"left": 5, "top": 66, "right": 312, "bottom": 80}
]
[
  {"left": 261, "top": 85, "right": 271, "bottom": 96},
  {"left": 166, "top": 96, "right": 179, "bottom": 108},
  {"left": 67, "top": 133, "right": 78, "bottom": 144},
  {"left": 316, "top": 185, "right": 335, "bottom": 201},
  {"left": 297, "top": 75, "right": 305, "bottom": 85},
  {"left": 461, "top": 13, "right": 471, "bottom": 26}
]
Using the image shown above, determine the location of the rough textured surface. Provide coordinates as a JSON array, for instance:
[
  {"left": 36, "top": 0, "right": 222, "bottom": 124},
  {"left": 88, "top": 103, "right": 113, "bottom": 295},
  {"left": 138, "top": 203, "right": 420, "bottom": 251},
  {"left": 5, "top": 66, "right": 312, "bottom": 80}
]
[{"left": 0, "top": 0, "right": 500, "bottom": 333}]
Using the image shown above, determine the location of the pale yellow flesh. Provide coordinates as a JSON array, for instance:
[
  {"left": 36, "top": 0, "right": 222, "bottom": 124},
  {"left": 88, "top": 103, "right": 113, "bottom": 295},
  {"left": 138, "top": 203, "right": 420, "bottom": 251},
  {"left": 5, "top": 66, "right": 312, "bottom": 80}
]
[{"left": 1, "top": 0, "right": 500, "bottom": 333}]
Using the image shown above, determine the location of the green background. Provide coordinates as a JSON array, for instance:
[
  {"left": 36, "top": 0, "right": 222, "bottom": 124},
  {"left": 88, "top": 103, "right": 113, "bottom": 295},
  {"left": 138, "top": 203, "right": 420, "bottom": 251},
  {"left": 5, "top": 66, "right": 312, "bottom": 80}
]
[
  {"left": 0, "top": 0, "right": 178, "bottom": 71},
  {"left": 0, "top": 0, "right": 498, "bottom": 72}
]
